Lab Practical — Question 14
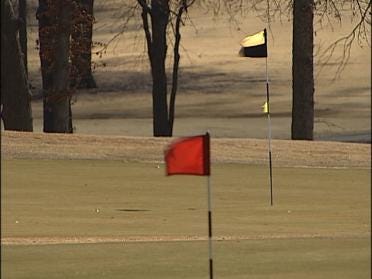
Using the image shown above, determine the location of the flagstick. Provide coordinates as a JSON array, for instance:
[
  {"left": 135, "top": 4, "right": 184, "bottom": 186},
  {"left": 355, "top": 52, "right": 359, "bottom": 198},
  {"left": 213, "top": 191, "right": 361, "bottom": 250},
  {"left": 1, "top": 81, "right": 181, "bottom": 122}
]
[
  {"left": 265, "top": 56, "right": 274, "bottom": 206},
  {"left": 207, "top": 175, "right": 214, "bottom": 279}
]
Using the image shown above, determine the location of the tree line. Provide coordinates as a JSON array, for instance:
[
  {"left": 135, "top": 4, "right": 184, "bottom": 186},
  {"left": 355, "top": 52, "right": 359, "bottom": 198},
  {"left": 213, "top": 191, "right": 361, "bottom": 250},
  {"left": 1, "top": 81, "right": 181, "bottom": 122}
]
[{"left": 1, "top": 0, "right": 370, "bottom": 140}]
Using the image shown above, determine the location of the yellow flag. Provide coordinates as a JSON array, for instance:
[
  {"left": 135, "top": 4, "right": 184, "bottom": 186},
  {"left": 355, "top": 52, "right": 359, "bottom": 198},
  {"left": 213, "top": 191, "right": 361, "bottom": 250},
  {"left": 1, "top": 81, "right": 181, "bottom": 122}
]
[
  {"left": 240, "top": 30, "right": 265, "bottom": 48},
  {"left": 262, "top": 101, "right": 268, "bottom": 113},
  {"left": 239, "top": 29, "right": 267, "bottom": 58}
]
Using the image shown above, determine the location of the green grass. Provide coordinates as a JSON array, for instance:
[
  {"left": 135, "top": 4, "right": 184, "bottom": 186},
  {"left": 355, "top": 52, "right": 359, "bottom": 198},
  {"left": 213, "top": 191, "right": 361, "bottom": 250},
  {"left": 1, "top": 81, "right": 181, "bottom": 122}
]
[
  {"left": 2, "top": 238, "right": 370, "bottom": 279},
  {"left": 1, "top": 159, "right": 371, "bottom": 278}
]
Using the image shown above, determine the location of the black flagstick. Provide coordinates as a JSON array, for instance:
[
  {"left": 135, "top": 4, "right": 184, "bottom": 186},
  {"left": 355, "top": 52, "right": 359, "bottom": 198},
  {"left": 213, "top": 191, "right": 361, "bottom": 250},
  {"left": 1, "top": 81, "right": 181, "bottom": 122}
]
[
  {"left": 264, "top": 29, "right": 274, "bottom": 206},
  {"left": 205, "top": 132, "right": 214, "bottom": 279},
  {"left": 207, "top": 174, "right": 214, "bottom": 279}
]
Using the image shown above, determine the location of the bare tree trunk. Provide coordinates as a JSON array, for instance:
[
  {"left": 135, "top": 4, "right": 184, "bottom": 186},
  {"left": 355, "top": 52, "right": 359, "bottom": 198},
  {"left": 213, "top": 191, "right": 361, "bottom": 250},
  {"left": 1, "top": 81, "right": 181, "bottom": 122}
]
[
  {"left": 71, "top": 0, "right": 96, "bottom": 89},
  {"left": 37, "top": 0, "right": 73, "bottom": 133},
  {"left": 19, "top": 0, "right": 28, "bottom": 76},
  {"left": 139, "top": 0, "right": 192, "bottom": 137},
  {"left": 37, "top": 0, "right": 53, "bottom": 129},
  {"left": 1, "top": 0, "right": 33, "bottom": 131},
  {"left": 168, "top": 6, "right": 184, "bottom": 136},
  {"left": 150, "top": 0, "right": 171, "bottom": 136},
  {"left": 291, "top": 0, "right": 314, "bottom": 140}
]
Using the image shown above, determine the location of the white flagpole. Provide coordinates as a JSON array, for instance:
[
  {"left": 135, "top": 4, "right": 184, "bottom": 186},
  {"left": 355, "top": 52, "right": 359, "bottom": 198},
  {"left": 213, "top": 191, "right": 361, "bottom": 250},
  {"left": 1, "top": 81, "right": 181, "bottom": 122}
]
[{"left": 265, "top": 52, "right": 273, "bottom": 206}]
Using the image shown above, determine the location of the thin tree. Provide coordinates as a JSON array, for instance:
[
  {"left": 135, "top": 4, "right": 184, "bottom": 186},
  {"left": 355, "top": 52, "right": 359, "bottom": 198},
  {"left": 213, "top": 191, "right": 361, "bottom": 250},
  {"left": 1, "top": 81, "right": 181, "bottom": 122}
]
[
  {"left": 138, "top": 0, "right": 195, "bottom": 137},
  {"left": 1, "top": 0, "right": 33, "bottom": 131}
]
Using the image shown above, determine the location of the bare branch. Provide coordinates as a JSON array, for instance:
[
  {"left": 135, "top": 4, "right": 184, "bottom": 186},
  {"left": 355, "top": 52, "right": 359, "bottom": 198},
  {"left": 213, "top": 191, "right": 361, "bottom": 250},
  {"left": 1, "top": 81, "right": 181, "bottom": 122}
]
[
  {"left": 139, "top": 2, "right": 153, "bottom": 63},
  {"left": 317, "top": 0, "right": 371, "bottom": 79},
  {"left": 94, "top": 3, "right": 139, "bottom": 56}
]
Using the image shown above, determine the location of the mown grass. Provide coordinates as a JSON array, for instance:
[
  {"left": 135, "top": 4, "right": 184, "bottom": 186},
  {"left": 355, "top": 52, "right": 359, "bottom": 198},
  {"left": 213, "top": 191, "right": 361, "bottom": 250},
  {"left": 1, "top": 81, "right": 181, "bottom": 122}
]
[
  {"left": 1, "top": 159, "right": 370, "bottom": 278},
  {"left": 2, "top": 238, "right": 370, "bottom": 279}
]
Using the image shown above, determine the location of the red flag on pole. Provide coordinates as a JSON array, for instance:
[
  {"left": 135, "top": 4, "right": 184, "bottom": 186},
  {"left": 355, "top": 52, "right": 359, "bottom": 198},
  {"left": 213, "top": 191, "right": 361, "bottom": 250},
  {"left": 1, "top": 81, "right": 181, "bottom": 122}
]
[{"left": 165, "top": 133, "right": 210, "bottom": 176}]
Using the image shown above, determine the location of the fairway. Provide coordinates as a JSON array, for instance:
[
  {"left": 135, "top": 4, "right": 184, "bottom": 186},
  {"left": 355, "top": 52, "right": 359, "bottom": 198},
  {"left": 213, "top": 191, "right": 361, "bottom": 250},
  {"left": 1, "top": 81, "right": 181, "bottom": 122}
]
[
  {"left": 2, "top": 238, "right": 370, "bottom": 279},
  {"left": 2, "top": 159, "right": 370, "bottom": 278}
]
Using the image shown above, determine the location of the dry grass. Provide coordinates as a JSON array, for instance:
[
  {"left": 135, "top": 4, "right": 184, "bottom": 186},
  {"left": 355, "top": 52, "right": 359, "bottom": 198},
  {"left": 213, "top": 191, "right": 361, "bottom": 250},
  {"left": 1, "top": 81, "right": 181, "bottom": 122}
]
[
  {"left": 23, "top": 0, "right": 370, "bottom": 140},
  {"left": 1, "top": 154, "right": 370, "bottom": 278},
  {"left": 2, "top": 131, "right": 370, "bottom": 168}
]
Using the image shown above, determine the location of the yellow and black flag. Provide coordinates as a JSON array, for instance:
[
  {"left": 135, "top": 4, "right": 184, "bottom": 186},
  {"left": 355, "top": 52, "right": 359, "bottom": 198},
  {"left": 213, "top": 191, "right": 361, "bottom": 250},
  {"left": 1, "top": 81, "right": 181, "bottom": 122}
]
[{"left": 239, "top": 29, "right": 267, "bottom": 58}]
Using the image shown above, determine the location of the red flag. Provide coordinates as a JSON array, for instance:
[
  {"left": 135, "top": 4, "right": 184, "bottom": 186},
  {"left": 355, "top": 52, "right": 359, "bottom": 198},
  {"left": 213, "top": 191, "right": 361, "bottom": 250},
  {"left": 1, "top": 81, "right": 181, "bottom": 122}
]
[{"left": 165, "top": 133, "right": 210, "bottom": 176}]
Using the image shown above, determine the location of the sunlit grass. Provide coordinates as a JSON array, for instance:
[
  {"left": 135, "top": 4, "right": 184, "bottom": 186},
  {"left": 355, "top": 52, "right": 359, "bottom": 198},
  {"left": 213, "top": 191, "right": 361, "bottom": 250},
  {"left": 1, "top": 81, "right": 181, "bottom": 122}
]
[{"left": 1, "top": 159, "right": 370, "bottom": 278}]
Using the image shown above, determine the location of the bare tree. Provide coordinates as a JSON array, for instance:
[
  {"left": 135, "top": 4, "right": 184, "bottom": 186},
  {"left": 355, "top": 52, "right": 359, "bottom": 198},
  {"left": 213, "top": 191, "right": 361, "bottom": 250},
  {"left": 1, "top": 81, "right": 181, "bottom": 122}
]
[
  {"left": 37, "top": 0, "right": 81, "bottom": 133},
  {"left": 316, "top": 0, "right": 371, "bottom": 77},
  {"left": 138, "top": 0, "right": 195, "bottom": 137},
  {"left": 202, "top": 0, "right": 370, "bottom": 141},
  {"left": 97, "top": 0, "right": 369, "bottom": 139},
  {"left": 99, "top": 0, "right": 280, "bottom": 137},
  {"left": 291, "top": 0, "right": 371, "bottom": 140},
  {"left": 1, "top": 0, "right": 33, "bottom": 131}
]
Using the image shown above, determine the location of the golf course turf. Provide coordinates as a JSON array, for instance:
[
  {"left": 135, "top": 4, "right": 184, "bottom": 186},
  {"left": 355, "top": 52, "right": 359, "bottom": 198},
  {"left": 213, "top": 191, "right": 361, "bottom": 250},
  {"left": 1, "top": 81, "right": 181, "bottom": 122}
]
[{"left": 2, "top": 153, "right": 370, "bottom": 278}]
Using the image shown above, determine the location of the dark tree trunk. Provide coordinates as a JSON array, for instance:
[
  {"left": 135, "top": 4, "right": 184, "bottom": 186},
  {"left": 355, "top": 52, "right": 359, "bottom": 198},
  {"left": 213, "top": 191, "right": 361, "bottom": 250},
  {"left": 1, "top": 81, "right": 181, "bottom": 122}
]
[
  {"left": 139, "top": 0, "right": 189, "bottom": 137},
  {"left": 168, "top": 6, "right": 184, "bottom": 136},
  {"left": 150, "top": 0, "right": 171, "bottom": 136},
  {"left": 291, "top": 0, "right": 314, "bottom": 140},
  {"left": 37, "top": 0, "right": 73, "bottom": 133},
  {"left": 19, "top": 0, "right": 28, "bottom": 76},
  {"left": 1, "top": 0, "right": 33, "bottom": 131},
  {"left": 37, "top": 0, "right": 53, "bottom": 129},
  {"left": 71, "top": 0, "right": 96, "bottom": 89}
]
